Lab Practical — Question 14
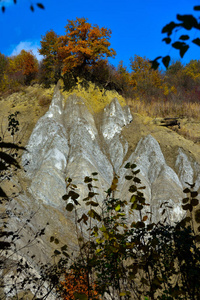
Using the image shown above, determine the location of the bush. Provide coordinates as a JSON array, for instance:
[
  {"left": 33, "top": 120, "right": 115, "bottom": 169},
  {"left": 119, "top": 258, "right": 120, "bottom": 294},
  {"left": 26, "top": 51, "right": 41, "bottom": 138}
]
[{"left": 56, "top": 164, "right": 200, "bottom": 300}]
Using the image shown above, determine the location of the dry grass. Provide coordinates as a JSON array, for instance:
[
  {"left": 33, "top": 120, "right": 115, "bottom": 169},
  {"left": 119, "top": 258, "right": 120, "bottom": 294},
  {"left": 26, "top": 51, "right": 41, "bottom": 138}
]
[
  {"left": 38, "top": 94, "right": 52, "bottom": 106},
  {"left": 126, "top": 97, "right": 200, "bottom": 144},
  {"left": 126, "top": 97, "right": 200, "bottom": 121}
]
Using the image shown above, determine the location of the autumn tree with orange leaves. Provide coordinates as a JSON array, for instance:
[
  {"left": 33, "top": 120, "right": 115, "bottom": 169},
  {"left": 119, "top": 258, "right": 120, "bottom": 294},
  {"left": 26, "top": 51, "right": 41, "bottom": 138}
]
[
  {"left": 58, "top": 17, "right": 116, "bottom": 76},
  {"left": 1, "top": 50, "right": 38, "bottom": 90},
  {"left": 38, "top": 18, "right": 116, "bottom": 88}
]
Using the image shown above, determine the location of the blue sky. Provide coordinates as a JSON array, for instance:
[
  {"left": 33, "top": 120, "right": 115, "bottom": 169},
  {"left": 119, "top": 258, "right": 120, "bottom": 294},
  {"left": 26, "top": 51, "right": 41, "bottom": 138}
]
[{"left": 0, "top": 0, "right": 200, "bottom": 69}]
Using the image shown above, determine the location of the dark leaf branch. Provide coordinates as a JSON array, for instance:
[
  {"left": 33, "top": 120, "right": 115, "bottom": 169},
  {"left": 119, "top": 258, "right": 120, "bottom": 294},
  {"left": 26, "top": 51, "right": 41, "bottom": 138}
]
[
  {"left": 152, "top": 5, "right": 200, "bottom": 69},
  {"left": 1, "top": 1, "right": 44, "bottom": 13}
]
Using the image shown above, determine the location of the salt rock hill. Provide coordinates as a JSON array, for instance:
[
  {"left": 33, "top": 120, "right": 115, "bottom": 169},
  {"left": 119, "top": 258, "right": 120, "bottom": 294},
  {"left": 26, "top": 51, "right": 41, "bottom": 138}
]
[{"left": 0, "top": 80, "right": 200, "bottom": 298}]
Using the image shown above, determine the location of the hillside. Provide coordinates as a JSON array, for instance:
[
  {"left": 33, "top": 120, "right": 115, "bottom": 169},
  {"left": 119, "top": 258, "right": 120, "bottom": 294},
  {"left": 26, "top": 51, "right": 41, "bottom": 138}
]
[
  {"left": 1, "top": 83, "right": 200, "bottom": 170},
  {"left": 1, "top": 82, "right": 200, "bottom": 299}
]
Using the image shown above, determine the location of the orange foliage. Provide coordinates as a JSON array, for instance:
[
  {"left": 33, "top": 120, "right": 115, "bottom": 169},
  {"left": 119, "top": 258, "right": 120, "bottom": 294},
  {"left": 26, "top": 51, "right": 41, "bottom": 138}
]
[
  {"left": 12, "top": 50, "right": 38, "bottom": 76},
  {"left": 61, "top": 268, "right": 100, "bottom": 300},
  {"left": 7, "top": 50, "right": 38, "bottom": 85},
  {"left": 58, "top": 17, "right": 116, "bottom": 75}
]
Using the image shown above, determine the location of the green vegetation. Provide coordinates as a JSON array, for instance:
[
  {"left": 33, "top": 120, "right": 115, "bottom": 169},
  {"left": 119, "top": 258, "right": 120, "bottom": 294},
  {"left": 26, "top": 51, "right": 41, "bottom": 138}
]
[{"left": 52, "top": 164, "right": 200, "bottom": 300}]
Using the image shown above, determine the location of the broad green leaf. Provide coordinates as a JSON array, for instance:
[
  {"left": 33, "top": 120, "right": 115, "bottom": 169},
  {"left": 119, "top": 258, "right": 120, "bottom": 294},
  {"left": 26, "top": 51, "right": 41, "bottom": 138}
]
[
  {"left": 86, "top": 201, "right": 99, "bottom": 207},
  {"left": 61, "top": 245, "right": 68, "bottom": 251},
  {"left": 88, "top": 192, "right": 99, "bottom": 198},
  {"left": 182, "top": 203, "right": 192, "bottom": 212},
  {"left": 119, "top": 292, "right": 127, "bottom": 296},
  {"left": 96, "top": 248, "right": 102, "bottom": 253},
  {"left": 54, "top": 250, "right": 61, "bottom": 256},
  {"left": 191, "top": 191, "right": 198, "bottom": 198},
  {"left": 96, "top": 238, "right": 104, "bottom": 244},
  {"left": 131, "top": 202, "right": 137, "bottom": 210},
  {"left": 125, "top": 175, "right": 133, "bottom": 180},
  {"left": 177, "top": 14, "right": 199, "bottom": 30},
  {"left": 84, "top": 176, "right": 92, "bottom": 183},
  {"left": 91, "top": 172, "right": 98, "bottom": 176},
  {"left": 172, "top": 41, "right": 184, "bottom": 50},
  {"left": 162, "top": 21, "right": 177, "bottom": 36},
  {"left": 182, "top": 197, "right": 189, "bottom": 204},
  {"left": 133, "top": 177, "right": 141, "bottom": 183},
  {"left": 78, "top": 213, "right": 88, "bottom": 225},
  {"left": 69, "top": 191, "right": 79, "bottom": 200},
  {"left": 124, "top": 162, "right": 131, "bottom": 169},
  {"left": 136, "top": 221, "right": 145, "bottom": 228},
  {"left": 131, "top": 163, "right": 137, "bottom": 169},
  {"left": 36, "top": 3, "right": 45, "bottom": 9},
  {"left": 115, "top": 204, "right": 121, "bottom": 211},
  {"left": 54, "top": 238, "right": 59, "bottom": 244},
  {"left": 100, "top": 225, "right": 106, "bottom": 232},
  {"left": 103, "top": 232, "right": 109, "bottom": 239},
  {"left": 179, "top": 35, "right": 189, "bottom": 40},
  {"left": 50, "top": 236, "right": 54, "bottom": 242},
  {"left": 162, "top": 37, "right": 171, "bottom": 44},
  {"left": 162, "top": 55, "right": 170, "bottom": 68},
  {"left": 136, "top": 204, "right": 143, "bottom": 211},
  {"left": 194, "top": 5, "right": 200, "bottom": 11},
  {"left": 87, "top": 183, "right": 92, "bottom": 191},
  {"left": 191, "top": 198, "right": 198, "bottom": 206},
  {"left": 180, "top": 44, "right": 189, "bottom": 58},
  {"left": 66, "top": 203, "right": 74, "bottom": 212},
  {"left": 183, "top": 187, "right": 191, "bottom": 193},
  {"left": 151, "top": 58, "right": 160, "bottom": 70},
  {"left": 129, "top": 185, "right": 137, "bottom": 193},
  {"left": 88, "top": 209, "right": 101, "bottom": 221},
  {"left": 62, "top": 194, "right": 69, "bottom": 200},
  {"left": 130, "top": 195, "right": 136, "bottom": 203},
  {"left": 133, "top": 169, "right": 140, "bottom": 175},
  {"left": 62, "top": 251, "right": 69, "bottom": 258}
]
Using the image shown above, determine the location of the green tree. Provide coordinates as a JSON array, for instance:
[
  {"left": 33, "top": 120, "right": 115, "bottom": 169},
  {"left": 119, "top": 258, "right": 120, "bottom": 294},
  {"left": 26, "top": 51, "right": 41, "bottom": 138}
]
[{"left": 39, "top": 29, "right": 62, "bottom": 86}]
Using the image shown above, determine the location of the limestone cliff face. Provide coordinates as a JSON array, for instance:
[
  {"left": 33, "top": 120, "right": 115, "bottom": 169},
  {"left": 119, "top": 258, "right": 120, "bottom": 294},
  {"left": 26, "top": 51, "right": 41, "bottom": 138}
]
[
  {"left": 21, "top": 84, "right": 199, "bottom": 224},
  {"left": 3, "top": 84, "right": 200, "bottom": 299}
]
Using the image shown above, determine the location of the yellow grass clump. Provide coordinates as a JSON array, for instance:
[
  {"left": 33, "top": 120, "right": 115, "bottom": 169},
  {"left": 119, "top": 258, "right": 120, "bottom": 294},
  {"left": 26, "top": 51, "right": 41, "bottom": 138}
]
[{"left": 61, "top": 78, "right": 126, "bottom": 113}]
